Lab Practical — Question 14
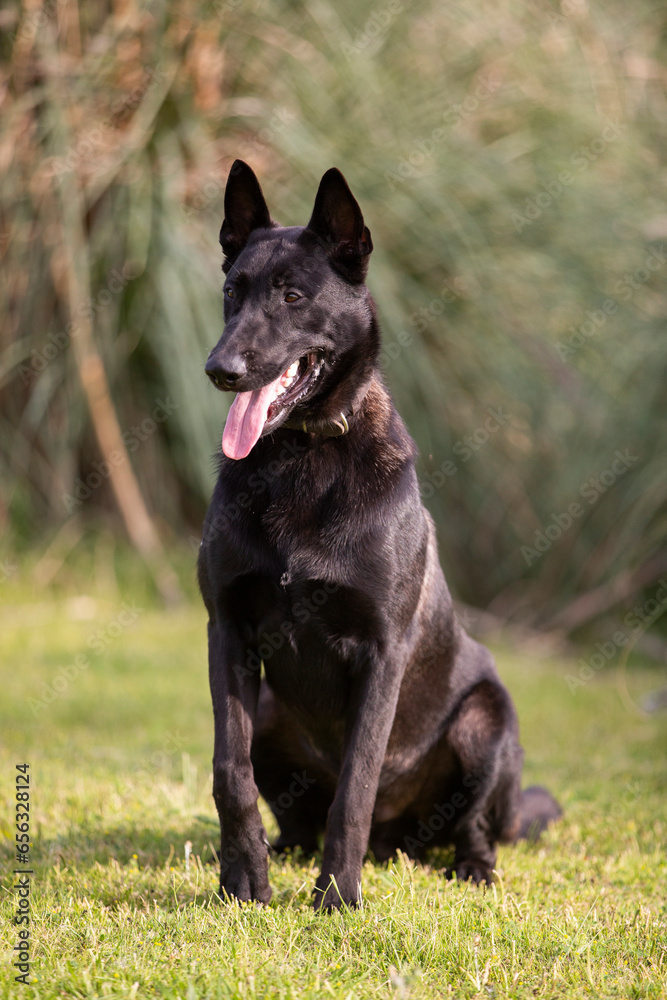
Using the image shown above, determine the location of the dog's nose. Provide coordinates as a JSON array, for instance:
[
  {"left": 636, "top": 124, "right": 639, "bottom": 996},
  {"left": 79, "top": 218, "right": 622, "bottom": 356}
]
[{"left": 205, "top": 355, "right": 247, "bottom": 390}]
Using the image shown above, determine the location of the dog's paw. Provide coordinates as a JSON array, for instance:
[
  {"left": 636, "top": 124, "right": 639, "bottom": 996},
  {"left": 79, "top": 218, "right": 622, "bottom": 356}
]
[
  {"left": 446, "top": 859, "right": 494, "bottom": 885},
  {"left": 312, "top": 872, "right": 361, "bottom": 912},
  {"left": 219, "top": 865, "right": 272, "bottom": 905}
]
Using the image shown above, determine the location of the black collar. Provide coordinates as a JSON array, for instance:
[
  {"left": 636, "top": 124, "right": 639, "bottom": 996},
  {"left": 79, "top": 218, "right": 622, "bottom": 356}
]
[
  {"left": 281, "top": 377, "right": 374, "bottom": 438},
  {"left": 282, "top": 408, "right": 353, "bottom": 437}
]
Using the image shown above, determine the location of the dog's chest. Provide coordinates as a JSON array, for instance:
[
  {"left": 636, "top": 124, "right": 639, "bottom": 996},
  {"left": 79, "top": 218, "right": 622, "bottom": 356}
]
[
  {"left": 245, "top": 470, "right": 361, "bottom": 589},
  {"left": 239, "top": 564, "right": 384, "bottom": 719}
]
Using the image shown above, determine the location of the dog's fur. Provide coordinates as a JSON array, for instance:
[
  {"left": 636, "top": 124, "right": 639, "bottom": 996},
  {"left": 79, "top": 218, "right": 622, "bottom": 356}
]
[{"left": 198, "top": 161, "right": 560, "bottom": 910}]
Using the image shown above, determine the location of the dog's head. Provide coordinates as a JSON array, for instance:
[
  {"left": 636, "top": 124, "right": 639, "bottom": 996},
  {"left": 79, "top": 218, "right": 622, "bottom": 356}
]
[{"left": 205, "top": 161, "right": 377, "bottom": 460}]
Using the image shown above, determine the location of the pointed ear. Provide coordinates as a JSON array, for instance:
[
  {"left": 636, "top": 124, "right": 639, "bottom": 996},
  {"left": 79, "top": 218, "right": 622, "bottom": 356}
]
[
  {"left": 219, "top": 160, "right": 273, "bottom": 270},
  {"left": 306, "top": 168, "right": 372, "bottom": 279}
]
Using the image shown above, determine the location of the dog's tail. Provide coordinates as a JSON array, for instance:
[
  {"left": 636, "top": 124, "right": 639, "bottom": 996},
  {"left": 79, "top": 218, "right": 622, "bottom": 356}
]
[{"left": 516, "top": 785, "right": 562, "bottom": 842}]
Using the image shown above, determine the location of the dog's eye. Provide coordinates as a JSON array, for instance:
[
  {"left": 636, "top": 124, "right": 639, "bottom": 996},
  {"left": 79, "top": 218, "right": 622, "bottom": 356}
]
[
  {"left": 225, "top": 287, "right": 234, "bottom": 299},
  {"left": 284, "top": 292, "right": 300, "bottom": 303}
]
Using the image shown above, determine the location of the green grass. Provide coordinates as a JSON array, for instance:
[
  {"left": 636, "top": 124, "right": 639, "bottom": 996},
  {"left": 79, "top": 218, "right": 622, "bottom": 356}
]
[{"left": 1, "top": 589, "right": 666, "bottom": 998}]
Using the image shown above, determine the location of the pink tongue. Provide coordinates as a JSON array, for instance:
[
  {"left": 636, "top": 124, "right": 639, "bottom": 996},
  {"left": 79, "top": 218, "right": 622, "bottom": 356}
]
[{"left": 222, "top": 375, "right": 283, "bottom": 460}]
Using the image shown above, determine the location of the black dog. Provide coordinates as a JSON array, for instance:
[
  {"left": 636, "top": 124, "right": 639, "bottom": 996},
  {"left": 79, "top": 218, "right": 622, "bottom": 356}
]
[{"left": 198, "top": 160, "right": 560, "bottom": 911}]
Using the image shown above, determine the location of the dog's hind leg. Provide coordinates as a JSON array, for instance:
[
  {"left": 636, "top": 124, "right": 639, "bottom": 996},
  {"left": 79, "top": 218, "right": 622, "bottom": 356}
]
[
  {"left": 251, "top": 683, "right": 334, "bottom": 856},
  {"left": 444, "top": 675, "right": 523, "bottom": 884}
]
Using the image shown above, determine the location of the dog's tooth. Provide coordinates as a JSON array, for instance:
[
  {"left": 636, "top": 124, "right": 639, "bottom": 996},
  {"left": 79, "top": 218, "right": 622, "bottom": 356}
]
[{"left": 280, "top": 363, "right": 299, "bottom": 388}]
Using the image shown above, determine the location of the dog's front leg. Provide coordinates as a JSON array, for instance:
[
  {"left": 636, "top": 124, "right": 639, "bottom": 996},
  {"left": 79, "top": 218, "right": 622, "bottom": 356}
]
[
  {"left": 208, "top": 619, "right": 272, "bottom": 904},
  {"left": 314, "top": 650, "right": 405, "bottom": 911}
]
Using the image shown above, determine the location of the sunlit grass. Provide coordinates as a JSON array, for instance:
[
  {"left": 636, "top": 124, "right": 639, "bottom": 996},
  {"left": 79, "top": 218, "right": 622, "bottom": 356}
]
[{"left": 1, "top": 586, "right": 665, "bottom": 998}]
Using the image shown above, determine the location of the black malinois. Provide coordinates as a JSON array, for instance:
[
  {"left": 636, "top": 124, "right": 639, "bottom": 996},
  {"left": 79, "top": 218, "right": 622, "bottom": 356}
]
[{"left": 198, "top": 160, "right": 560, "bottom": 911}]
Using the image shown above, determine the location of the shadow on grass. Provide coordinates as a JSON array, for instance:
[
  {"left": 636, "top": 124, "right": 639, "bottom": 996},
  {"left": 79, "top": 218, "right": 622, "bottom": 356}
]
[
  {"left": 3, "top": 819, "right": 536, "bottom": 914},
  {"left": 8, "top": 814, "right": 220, "bottom": 872}
]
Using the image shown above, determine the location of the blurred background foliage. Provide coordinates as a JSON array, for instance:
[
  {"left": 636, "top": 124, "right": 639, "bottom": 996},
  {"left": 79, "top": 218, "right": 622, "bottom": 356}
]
[{"left": 1, "top": 0, "right": 666, "bottom": 643}]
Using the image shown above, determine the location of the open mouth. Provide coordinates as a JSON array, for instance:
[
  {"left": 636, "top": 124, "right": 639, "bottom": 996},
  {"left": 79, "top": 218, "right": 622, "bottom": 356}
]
[
  {"left": 266, "top": 351, "right": 323, "bottom": 423},
  {"left": 222, "top": 350, "right": 324, "bottom": 460}
]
